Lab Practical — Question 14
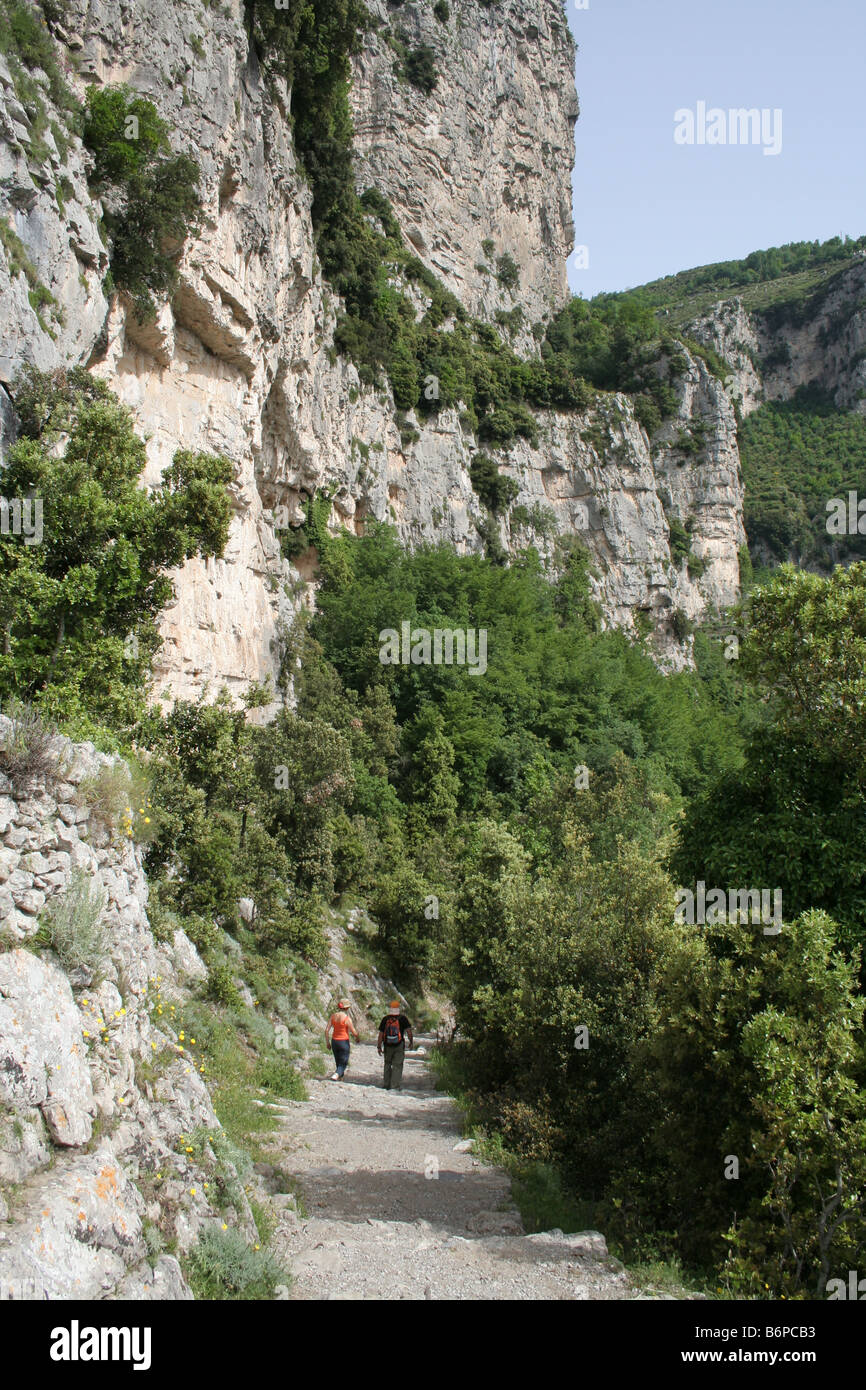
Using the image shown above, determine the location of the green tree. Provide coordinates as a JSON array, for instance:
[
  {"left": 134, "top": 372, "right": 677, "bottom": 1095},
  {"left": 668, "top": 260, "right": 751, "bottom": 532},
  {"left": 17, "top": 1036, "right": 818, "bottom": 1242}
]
[
  {"left": 0, "top": 370, "right": 232, "bottom": 727},
  {"left": 641, "top": 911, "right": 866, "bottom": 1295}
]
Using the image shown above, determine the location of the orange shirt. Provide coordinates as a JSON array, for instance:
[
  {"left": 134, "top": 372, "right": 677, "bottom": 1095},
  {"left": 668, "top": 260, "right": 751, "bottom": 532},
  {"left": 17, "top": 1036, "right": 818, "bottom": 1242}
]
[{"left": 330, "top": 1011, "right": 351, "bottom": 1041}]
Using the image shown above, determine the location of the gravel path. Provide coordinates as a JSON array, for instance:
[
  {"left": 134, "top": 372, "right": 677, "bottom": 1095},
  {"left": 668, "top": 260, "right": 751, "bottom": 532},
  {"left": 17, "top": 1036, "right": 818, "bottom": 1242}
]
[{"left": 266, "top": 1036, "right": 635, "bottom": 1301}]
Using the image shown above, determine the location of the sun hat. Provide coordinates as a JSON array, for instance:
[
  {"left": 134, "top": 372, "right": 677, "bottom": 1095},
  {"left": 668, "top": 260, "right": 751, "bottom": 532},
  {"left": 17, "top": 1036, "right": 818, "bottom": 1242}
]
[
  {"left": 388, "top": 1000, "right": 400, "bottom": 1014},
  {"left": 337, "top": 998, "right": 351, "bottom": 1009}
]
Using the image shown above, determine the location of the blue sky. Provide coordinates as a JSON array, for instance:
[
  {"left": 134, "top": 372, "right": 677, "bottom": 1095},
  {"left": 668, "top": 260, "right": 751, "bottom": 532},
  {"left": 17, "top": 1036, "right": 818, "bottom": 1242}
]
[{"left": 563, "top": 0, "right": 866, "bottom": 296}]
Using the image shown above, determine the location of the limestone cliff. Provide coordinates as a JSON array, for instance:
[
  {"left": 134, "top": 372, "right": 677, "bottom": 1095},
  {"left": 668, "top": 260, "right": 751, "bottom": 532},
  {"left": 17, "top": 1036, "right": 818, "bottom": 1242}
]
[
  {"left": 0, "top": 0, "right": 745, "bottom": 703},
  {"left": 688, "top": 259, "right": 866, "bottom": 421}
]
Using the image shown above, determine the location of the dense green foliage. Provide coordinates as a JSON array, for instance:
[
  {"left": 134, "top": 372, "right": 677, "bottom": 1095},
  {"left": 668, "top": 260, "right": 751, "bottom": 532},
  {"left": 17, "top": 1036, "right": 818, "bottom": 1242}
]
[
  {"left": 82, "top": 84, "right": 203, "bottom": 316},
  {"left": 4, "top": 366, "right": 865, "bottom": 1294},
  {"left": 676, "top": 563, "right": 866, "bottom": 960},
  {"left": 0, "top": 368, "right": 232, "bottom": 727},
  {"left": 737, "top": 387, "right": 866, "bottom": 567}
]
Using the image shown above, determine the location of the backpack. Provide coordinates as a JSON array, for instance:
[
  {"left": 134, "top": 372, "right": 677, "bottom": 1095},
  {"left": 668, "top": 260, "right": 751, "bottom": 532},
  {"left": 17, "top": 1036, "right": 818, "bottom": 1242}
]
[{"left": 383, "top": 1014, "right": 403, "bottom": 1047}]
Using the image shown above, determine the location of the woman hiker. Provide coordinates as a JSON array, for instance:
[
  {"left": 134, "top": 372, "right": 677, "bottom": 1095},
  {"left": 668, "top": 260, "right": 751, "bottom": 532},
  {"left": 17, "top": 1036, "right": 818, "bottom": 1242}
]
[{"left": 325, "top": 998, "right": 359, "bottom": 1081}]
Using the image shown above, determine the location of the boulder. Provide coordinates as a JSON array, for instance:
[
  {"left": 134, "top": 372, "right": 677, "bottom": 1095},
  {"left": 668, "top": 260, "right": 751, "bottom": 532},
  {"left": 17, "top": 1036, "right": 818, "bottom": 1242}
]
[{"left": 0, "top": 949, "right": 94, "bottom": 1145}]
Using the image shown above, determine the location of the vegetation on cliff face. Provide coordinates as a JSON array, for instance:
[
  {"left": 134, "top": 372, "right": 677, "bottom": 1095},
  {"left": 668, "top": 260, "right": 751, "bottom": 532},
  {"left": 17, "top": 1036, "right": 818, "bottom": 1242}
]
[
  {"left": 737, "top": 387, "right": 866, "bottom": 568},
  {"left": 0, "top": 367, "right": 232, "bottom": 727},
  {"left": 82, "top": 84, "right": 203, "bottom": 317}
]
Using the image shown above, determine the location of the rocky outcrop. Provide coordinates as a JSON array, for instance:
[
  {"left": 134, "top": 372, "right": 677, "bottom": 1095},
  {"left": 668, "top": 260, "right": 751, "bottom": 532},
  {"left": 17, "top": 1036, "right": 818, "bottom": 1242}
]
[
  {"left": 0, "top": 717, "right": 254, "bottom": 1299},
  {"left": 350, "top": 0, "right": 578, "bottom": 345},
  {"left": 687, "top": 259, "right": 866, "bottom": 419}
]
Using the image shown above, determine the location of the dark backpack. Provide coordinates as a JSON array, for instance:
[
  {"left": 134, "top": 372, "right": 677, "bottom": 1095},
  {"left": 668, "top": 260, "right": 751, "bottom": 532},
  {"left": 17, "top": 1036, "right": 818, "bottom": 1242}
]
[{"left": 383, "top": 1014, "right": 403, "bottom": 1046}]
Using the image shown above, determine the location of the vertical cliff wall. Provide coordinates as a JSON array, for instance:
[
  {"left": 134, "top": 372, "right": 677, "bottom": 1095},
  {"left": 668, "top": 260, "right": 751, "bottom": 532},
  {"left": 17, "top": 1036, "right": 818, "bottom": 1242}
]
[{"left": 0, "top": 0, "right": 747, "bottom": 701}]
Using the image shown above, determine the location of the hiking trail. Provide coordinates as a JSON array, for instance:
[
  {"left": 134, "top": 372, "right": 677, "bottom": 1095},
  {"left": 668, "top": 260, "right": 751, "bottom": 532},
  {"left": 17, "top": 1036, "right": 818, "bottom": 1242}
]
[{"left": 261, "top": 1035, "right": 647, "bottom": 1301}]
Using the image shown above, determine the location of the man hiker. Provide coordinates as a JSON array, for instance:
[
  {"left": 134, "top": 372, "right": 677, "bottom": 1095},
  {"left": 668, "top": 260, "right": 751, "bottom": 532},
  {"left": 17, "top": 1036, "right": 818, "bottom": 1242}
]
[{"left": 377, "top": 1000, "right": 413, "bottom": 1090}]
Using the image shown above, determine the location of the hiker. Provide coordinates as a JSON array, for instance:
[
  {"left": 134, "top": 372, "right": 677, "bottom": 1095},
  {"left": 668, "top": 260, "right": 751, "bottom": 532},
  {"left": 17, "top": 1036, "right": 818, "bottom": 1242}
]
[
  {"left": 377, "top": 1001, "right": 414, "bottom": 1090},
  {"left": 326, "top": 998, "right": 359, "bottom": 1081}
]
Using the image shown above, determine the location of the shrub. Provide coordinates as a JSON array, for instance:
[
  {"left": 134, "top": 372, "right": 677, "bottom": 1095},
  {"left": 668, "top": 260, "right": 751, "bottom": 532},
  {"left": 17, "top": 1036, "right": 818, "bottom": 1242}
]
[
  {"left": 670, "top": 608, "right": 693, "bottom": 641},
  {"left": 495, "top": 253, "right": 519, "bottom": 291},
  {"left": 35, "top": 868, "right": 108, "bottom": 980},
  {"left": 183, "top": 1224, "right": 289, "bottom": 1300},
  {"left": 686, "top": 551, "right": 707, "bottom": 579},
  {"left": 253, "top": 1053, "right": 306, "bottom": 1100},
  {"left": 0, "top": 702, "right": 60, "bottom": 789},
  {"left": 82, "top": 84, "right": 203, "bottom": 318},
  {"left": 82, "top": 85, "right": 169, "bottom": 187},
  {"left": 77, "top": 760, "right": 156, "bottom": 841},
  {"left": 433, "top": 0, "right": 450, "bottom": 20},
  {"left": 469, "top": 453, "right": 519, "bottom": 514},
  {"left": 634, "top": 394, "right": 661, "bottom": 435},
  {"left": 207, "top": 963, "right": 242, "bottom": 1007},
  {"left": 404, "top": 44, "right": 438, "bottom": 94}
]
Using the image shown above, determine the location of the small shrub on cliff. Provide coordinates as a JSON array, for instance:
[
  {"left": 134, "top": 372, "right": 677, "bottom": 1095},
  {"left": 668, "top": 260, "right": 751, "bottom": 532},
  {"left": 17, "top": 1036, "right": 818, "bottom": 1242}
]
[
  {"left": 404, "top": 44, "right": 438, "bottom": 94},
  {"left": 77, "top": 759, "right": 156, "bottom": 841},
  {"left": 0, "top": 701, "right": 60, "bottom": 789},
  {"left": 207, "top": 963, "right": 242, "bottom": 1008},
  {"left": 35, "top": 868, "right": 108, "bottom": 981},
  {"left": 469, "top": 453, "right": 519, "bottom": 515}
]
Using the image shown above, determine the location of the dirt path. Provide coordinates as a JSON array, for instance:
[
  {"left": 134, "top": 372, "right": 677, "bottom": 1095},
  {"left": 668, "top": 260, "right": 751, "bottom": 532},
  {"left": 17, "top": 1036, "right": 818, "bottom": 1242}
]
[{"left": 265, "top": 1036, "right": 635, "bottom": 1301}]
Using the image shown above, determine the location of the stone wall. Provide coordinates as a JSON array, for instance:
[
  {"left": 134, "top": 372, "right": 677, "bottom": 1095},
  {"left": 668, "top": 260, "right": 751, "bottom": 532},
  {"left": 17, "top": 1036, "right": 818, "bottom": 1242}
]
[{"left": 0, "top": 716, "right": 251, "bottom": 1299}]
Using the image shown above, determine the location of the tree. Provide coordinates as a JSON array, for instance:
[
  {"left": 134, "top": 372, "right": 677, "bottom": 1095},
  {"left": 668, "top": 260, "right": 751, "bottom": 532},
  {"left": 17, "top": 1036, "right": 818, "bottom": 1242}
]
[
  {"left": 83, "top": 85, "right": 203, "bottom": 318},
  {"left": 642, "top": 910, "right": 866, "bottom": 1295},
  {"left": 675, "top": 563, "right": 866, "bottom": 956},
  {"left": 0, "top": 369, "right": 232, "bottom": 728}
]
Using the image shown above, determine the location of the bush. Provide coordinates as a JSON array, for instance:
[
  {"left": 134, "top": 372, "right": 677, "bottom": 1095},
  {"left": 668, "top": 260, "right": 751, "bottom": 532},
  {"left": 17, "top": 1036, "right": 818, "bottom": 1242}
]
[
  {"left": 469, "top": 453, "right": 519, "bottom": 514},
  {"left": 183, "top": 1224, "right": 290, "bottom": 1300},
  {"left": 404, "top": 44, "right": 438, "bottom": 94},
  {"left": 77, "top": 759, "right": 156, "bottom": 840},
  {"left": 35, "top": 869, "right": 108, "bottom": 980},
  {"left": 670, "top": 608, "right": 692, "bottom": 641},
  {"left": 253, "top": 1053, "right": 306, "bottom": 1100},
  {"left": 207, "top": 963, "right": 242, "bottom": 1007},
  {"left": 495, "top": 253, "right": 519, "bottom": 291},
  {"left": 0, "top": 702, "right": 60, "bottom": 789},
  {"left": 433, "top": 0, "right": 450, "bottom": 20}
]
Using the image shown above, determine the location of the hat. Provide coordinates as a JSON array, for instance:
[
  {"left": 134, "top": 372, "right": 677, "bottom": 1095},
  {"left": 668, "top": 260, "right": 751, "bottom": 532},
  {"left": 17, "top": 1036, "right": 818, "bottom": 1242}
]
[
  {"left": 337, "top": 998, "right": 351, "bottom": 1009},
  {"left": 388, "top": 1000, "right": 400, "bottom": 1014}
]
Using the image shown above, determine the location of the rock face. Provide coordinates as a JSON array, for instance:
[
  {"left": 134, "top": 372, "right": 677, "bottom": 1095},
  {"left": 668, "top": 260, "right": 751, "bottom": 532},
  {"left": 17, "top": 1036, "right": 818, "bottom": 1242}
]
[
  {"left": 350, "top": 0, "right": 578, "bottom": 344},
  {"left": 0, "top": 0, "right": 746, "bottom": 698},
  {"left": 0, "top": 717, "right": 250, "bottom": 1299},
  {"left": 687, "top": 260, "right": 866, "bottom": 420}
]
